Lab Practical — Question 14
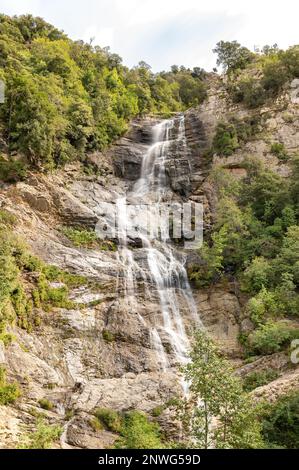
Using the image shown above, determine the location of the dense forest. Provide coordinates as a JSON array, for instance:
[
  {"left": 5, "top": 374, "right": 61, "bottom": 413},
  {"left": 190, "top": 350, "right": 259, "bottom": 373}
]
[
  {"left": 0, "top": 14, "right": 206, "bottom": 178},
  {"left": 0, "top": 14, "right": 298, "bottom": 450}
]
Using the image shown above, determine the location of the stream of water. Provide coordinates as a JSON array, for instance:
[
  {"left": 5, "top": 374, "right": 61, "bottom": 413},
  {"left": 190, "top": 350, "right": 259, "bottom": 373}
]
[{"left": 116, "top": 115, "right": 201, "bottom": 374}]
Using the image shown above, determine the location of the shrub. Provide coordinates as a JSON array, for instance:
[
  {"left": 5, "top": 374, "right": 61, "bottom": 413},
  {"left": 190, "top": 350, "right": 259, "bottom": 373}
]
[
  {"left": 270, "top": 143, "right": 289, "bottom": 161},
  {"left": 151, "top": 405, "right": 165, "bottom": 417},
  {"left": 246, "top": 287, "right": 277, "bottom": 326},
  {"left": 0, "top": 367, "right": 21, "bottom": 405},
  {"left": 0, "top": 209, "right": 16, "bottom": 226},
  {"left": 242, "top": 257, "right": 272, "bottom": 293},
  {"left": 243, "top": 369, "right": 279, "bottom": 392},
  {"left": 188, "top": 226, "right": 228, "bottom": 287},
  {"left": 248, "top": 321, "right": 299, "bottom": 355},
  {"left": 61, "top": 226, "right": 98, "bottom": 248},
  {"left": 261, "top": 392, "right": 299, "bottom": 448},
  {"left": 281, "top": 45, "right": 299, "bottom": 78},
  {"left": 212, "top": 121, "right": 239, "bottom": 156},
  {"left": 19, "top": 418, "right": 62, "bottom": 449},
  {"left": 93, "top": 408, "right": 122, "bottom": 433},
  {"left": 0, "top": 159, "right": 28, "bottom": 182},
  {"left": 89, "top": 416, "right": 103, "bottom": 432},
  {"left": 115, "top": 411, "right": 164, "bottom": 449},
  {"left": 38, "top": 398, "right": 54, "bottom": 411},
  {"left": 42, "top": 264, "right": 87, "bottom": 287},
  {"left": 262, "top": 60, "right": 289, "bottom": 95},
  {"left": 102, "top": 330, "right": 115, "bottom": 343},
  {"left": 232, "top": 78, "right": 266, "bottom": 108}
]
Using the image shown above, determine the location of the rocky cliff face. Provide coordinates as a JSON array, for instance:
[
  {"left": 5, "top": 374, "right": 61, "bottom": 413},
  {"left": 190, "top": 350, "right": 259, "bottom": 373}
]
[{"left": 0, "top": 75, "right": 298, "bottom": 449}]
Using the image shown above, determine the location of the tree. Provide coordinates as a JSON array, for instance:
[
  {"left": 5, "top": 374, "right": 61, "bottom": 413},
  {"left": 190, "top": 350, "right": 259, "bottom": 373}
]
[
  {"left": 213, "top": 41, "right": 254, "bottom": 72},
  {"left": 212, "top": 121, "right": 239, "bottom": 156},
  {"left": 261, "top": 392, "right": 299, "bottom": 448},
  {"left": 182, "top": 330, "right": 263, "bottom": 448},
  {"left": 189, "top": 226, "right": 228, "bottom": 287}
]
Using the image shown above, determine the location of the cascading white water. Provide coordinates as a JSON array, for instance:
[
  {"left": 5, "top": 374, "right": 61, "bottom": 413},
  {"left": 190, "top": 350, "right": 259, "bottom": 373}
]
[{"left": 116, "top": 115, "right": 201, "bottom": 373}]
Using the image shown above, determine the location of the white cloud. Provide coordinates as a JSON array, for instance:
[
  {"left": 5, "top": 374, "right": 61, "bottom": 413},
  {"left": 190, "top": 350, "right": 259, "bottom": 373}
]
[
  {"left": 0, "top": 0, "right": 298, "bottom": 70},
  {"left": 83, "top": 26, "right": 115, "bottom": 49}
]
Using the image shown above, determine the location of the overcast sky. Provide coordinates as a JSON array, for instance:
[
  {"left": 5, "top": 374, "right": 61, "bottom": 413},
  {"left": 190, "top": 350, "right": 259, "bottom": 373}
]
[{"left": 0, "top": 0, "right": 298, "bottom": 71}]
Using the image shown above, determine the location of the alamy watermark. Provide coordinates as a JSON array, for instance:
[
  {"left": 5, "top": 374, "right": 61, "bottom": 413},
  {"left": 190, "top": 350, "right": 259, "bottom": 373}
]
[{"left": 95, "top": 201, "right": 203, "bottom": 249}]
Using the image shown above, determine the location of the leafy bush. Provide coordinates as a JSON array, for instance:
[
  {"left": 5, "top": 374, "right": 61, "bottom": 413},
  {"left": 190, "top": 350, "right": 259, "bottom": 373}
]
[
  {"left": 89, "top": 416, "right": 103, "bottom": 432},
  {"left": 232, "top": 78, "right": 266, "bottom": 108},
  {"left": 61, "top": 226, "right": 98, "bottom": 248},
  {"left": 280, "top": 45, "right": 299, "bottom": 78},
  {"left": 246, "top": 287, "right": 277, "bottom": 326},
  {"left": 0, "top": 159, "right": 28, "bottom": 182},
  {"left": 0, "top": 209, "right": 16, "bottom": 226},
  {"left": 115, "top": 411, "right": 164, "bottom": 449},
  {"left": 151, "top": 405, "right": 165, "bottom": 417},
  {"left": 93, "top": 408, "right": 122, "bottom": 433},
  {"left": 271, "top": 143, "right": 289, "bottom": 161},
  {"left": 38, "top": 398, "right": 54, "bottom": 411},
  {"left": 262, "top": 59, "right": 289, "bottom": 95},
  {"left": 242, "top": 257, "right": 272, "bottom": 293},
  {"left": 247, "top": 321, "right": 299, "bottom": 355},
  {"left": 42, "top": 264, "right": 87, "bottom": 287},
  {"left": 102, "top": 330, "right": 115, "bottom": 343},
  {"left": 261, "top": 392, "right": 299, "bottom": 448},
  {"left": 212, "top": 121, "right": 239, "bottom": 156},
  {"left": 188, "top": 226, "right": 228, "bottom": 287},
  {"left": 0, "top": 367, "right": 21, "bottom": 405},
  {"left": 19, "top": 418, "right": 62, "bottom": 449},
  {"left": 243, "top": 369, "right": 279, "bottom": 392}
]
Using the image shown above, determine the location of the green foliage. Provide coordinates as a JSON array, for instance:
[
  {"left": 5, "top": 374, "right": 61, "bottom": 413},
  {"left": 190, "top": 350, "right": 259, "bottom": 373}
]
[
  {"left": 0, "top": 219, "right": 79, "bottom": 332},
  {"left": 19, "top": 418, "right": 62, "bottom": 449},
  {"left": 62, "top": 226, "right": 117, "bottom": 251},
  {"left": 242, "top": 369, "right": 279, "bottom": 392},
  {"left": 0, "top": 209, "right": 16, "bottom": 227},
  {"left": 89, "top": 416, "right": 103, "bottom": 432},
  {"left": 115, "top": 411, "right": 164, "bottom": 449},
  {"left": 61, "top": 226, "right": 98, "bottom": 247},
  {"left": 247, "top": 321, "right": 299, "bottom": 355},
  {"left": 246, "top": 287, "right": 277, "bottom": 326},
  {"left": 242, "top": 257, "right": 271, "bottom": 293},
  {"left": 182, "top": 330, "right": 263, "bottom": 449},
  {"left": 270, "top": 143, "right": 289, "bottom": 161},
  {"left": 0, "top": 367, "right": 21, "bottom": 405},
  {"left": 102, "top": 329, "right": 115, "bottom": 342},
  {"left": 0, "top": 14, "right": 207, "bottom": 172},
  {"left": 0, "top": 159, "right": 28, "bottom": 182},
  {"left": 212, "top": 121, "right": 239, "bottom": 156},
  {"left": 213, "top": 41, "right": 254, "bottom": 72},
  {"left": 262, "top": 58, "right": 289, "bottom": 95},
  {"left": 188, "top": 226, "right": 228, "bottom": 287},
  {"left": 42, "top": 264, "right": 87, "bottom": 287},
  {"left": 261, "top": 392, "right": 299, "bottom": 449},
  {"left": 231, "top": 78, "right": 267, "bottom": 108},
  {"left": 151, "top": 405, "right": 165, "bottom": 417},
  {"left": 38, "top": 398, "right": 54, "bottom": 411},
  {"left": 93, "top": 408, "right": 122, "bottom": 433},
  {"left": 189, "top": 158, "right": 299, "bottom": 338},
  {"left": 228, "top": 44, "right": 299, "bottom": 108}
]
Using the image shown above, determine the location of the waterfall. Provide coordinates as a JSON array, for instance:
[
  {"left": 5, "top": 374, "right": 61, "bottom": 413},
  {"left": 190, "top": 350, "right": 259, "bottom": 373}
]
[{"left": 116, "top": 114, "right": 201, "bottom": 372}]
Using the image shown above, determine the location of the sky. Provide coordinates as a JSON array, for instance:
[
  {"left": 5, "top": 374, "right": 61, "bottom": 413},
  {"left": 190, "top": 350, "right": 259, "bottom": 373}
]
[{"left": 0, "top": 0, "right": 298, "bottom": 72}]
